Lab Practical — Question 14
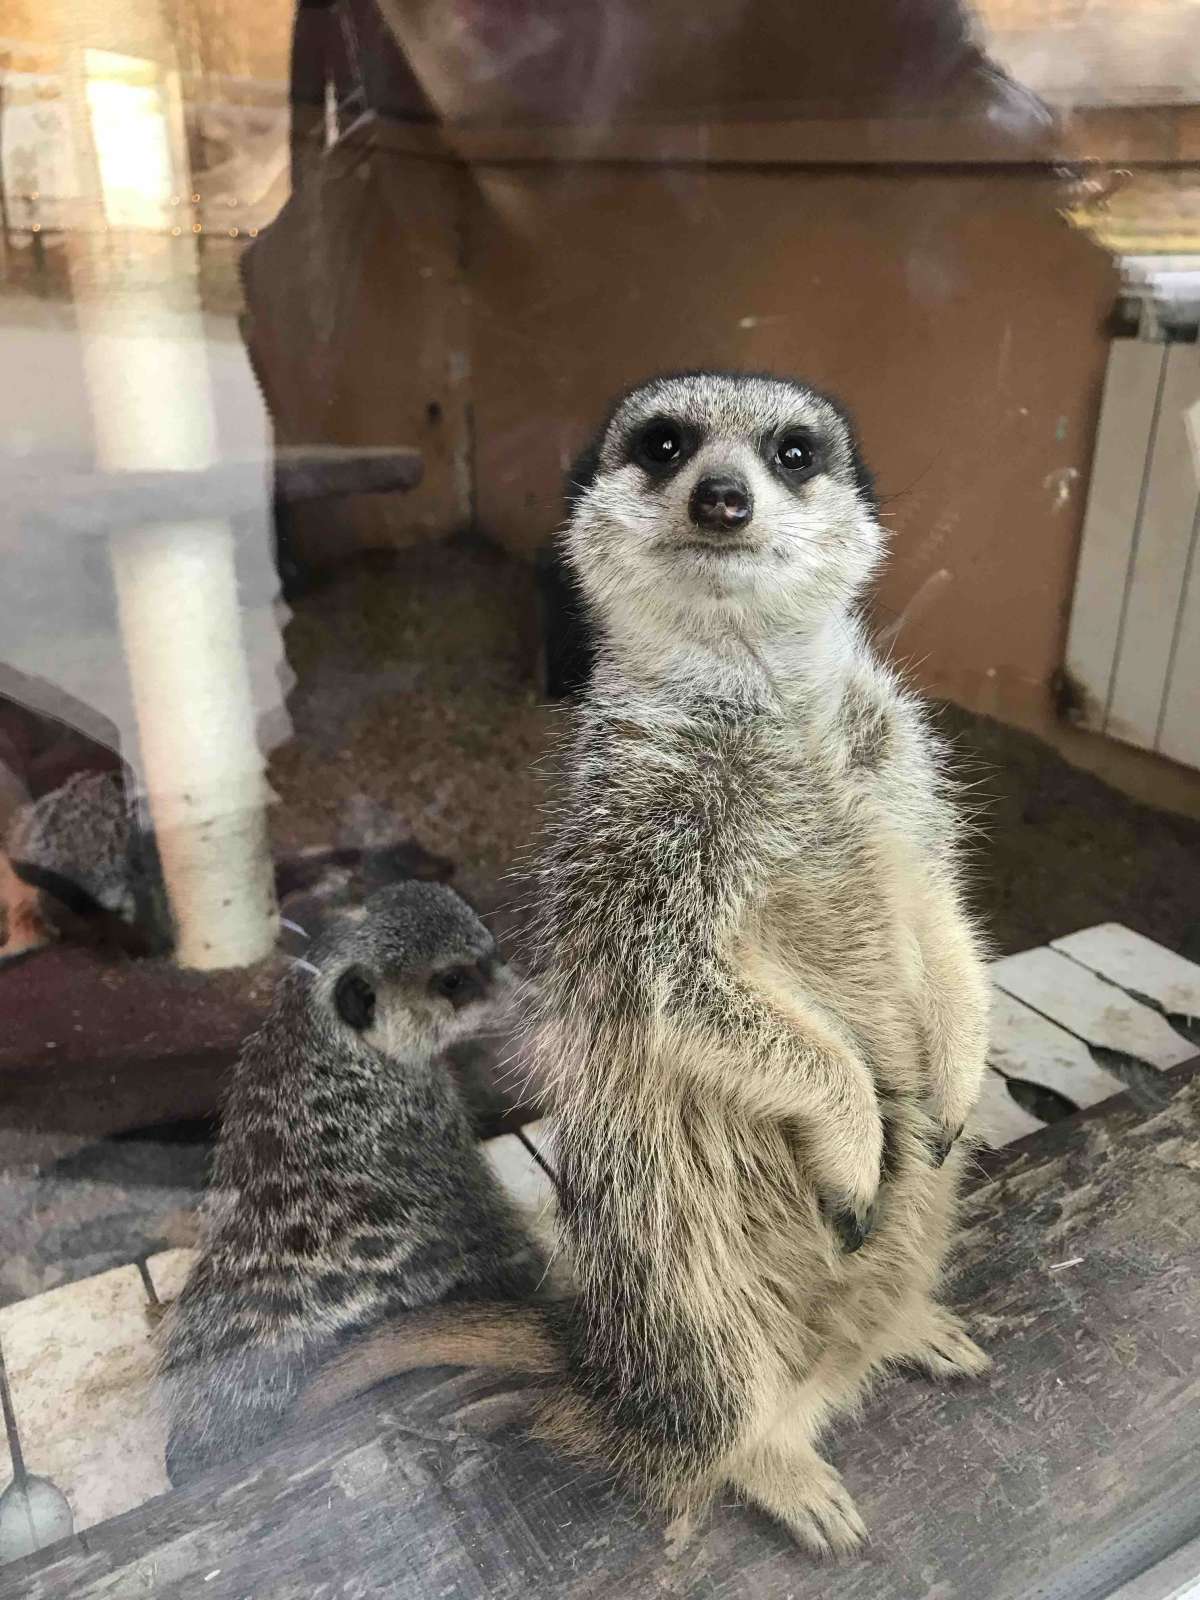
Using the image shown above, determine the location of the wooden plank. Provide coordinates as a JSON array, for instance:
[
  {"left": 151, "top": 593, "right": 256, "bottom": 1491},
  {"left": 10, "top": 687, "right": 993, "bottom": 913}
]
[
  {"left": 1157, "top": 498, "right": 1200, "bottom": 769},
  {"left": 7, "top": 448, "right": 425, "bottom": 538},
  {"left": 1052, "top": 923, "right": 1200, "bottom": 1019},
  {"left": 965, "top": 1054, "right": 1200, "bottom": 1193},
  {"left": 8, "top": 1076, "right": 1199, "bottom": 1600},
  {"left": 144, "top": 1249, "right": 195, "bottom": 1306},
  {"left": 0, "top": 1267, "right": 167, "bottom": 1538},
  {"left": 1064, "top": 338, "right": 1166, "bottom": 732},
  {"left": 1104, "top": 1531, "right": 1200, "bottom": 1600},
  {"left": 1107, "top": 343, "right": 1200, "bottom": 751},
  {"left": 483, "top": 1134, "right": 557, "bottom": 1218},
  {"left": 988, "top": 986, "right": 1125, "bottom": 1108},
  {"left": 991, "top": 946, "right": 1194, "bottom": 1068},
  {"left": 517, "top": 1120, "right": 557, "bottom": 1176},
  {"left": 966, "top": 1066, "right": 1046, "bottom": 1148}
]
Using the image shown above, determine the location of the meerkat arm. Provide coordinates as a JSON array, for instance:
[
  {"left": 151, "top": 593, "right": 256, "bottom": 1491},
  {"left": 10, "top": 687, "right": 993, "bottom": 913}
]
[
  {"left": 675, "top": 966, "right": 885, "bottom": 1241},
  {"left": 912, "top": 869, "right": 989, "bottom": 1152},
  {"left": 874, "top": 697, "right": 989, "bottom": 1158},
  {"left": 540, "top": 734, "right": 885, "bottom": 1243}
]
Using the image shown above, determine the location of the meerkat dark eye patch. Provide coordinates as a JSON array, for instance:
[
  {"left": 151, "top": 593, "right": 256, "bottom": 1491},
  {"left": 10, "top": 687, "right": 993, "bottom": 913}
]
[
  {"left": 430, "top": 964, "right": 486, "bottom": 1009},
  {"left": 335, "top": 968, "right": 376, "bottom": 1031},
  {"left": 632, "top": 418, "right": 695, "bottom": 474},
  {"left": 773, "top": 430, "right": 819, "bottom": 478}
]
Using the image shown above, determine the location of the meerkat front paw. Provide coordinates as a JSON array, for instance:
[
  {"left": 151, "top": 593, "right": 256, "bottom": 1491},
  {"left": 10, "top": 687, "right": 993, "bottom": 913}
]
[
  {"left": 808, "top": 1081, "right": 885, "bottom": 1253},
  {"left": 783, "top": 1469, "right": 867, "bottom": 1559}
]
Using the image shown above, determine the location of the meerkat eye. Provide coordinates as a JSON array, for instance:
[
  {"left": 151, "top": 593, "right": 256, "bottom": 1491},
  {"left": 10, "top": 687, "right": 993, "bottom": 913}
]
[
  {"left": 335, "top": 968, "right": 376, "bottom": 1031},
  {"left": 776, "top": 432, "right": 817, "bottom": 474},
  {"left": 430, "top": 965, "right": 484, "bottom": 1009},
  {"left": 635, "top": 421, "right": 685, "bottom": 470}
]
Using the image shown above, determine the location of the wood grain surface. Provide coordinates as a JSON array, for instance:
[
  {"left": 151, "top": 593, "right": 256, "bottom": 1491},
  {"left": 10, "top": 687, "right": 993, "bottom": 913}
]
[{"left": 6, "top": 1068, "right": 1198, "bottom": 1600}]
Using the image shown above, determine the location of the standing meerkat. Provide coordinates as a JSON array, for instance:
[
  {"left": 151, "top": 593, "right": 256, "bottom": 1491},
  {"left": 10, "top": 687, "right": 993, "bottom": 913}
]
[
  {"left": 299, "top": 372, "right": 991, "bottom": 1556},
  {"left": 159, "top": 881, "right": 548, "bottom": 1485}
]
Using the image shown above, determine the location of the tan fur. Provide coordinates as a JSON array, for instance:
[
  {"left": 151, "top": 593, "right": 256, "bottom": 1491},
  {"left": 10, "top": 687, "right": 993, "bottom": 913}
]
[
  {"left": 297, "top": 374, "right": 991, "bottom": 1555},
  {"left": 294, "top": 1304, "right": 565, "bottom": 1422}
]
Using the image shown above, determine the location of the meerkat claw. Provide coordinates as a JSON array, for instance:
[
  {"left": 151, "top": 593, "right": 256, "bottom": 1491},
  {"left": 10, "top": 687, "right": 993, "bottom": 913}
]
[
  {"left": 827, "top": 1201, "right": 875, "bottom": 1254},
  {"left": 929, "top": 1123, "right": 964, "bottom": 1168}
]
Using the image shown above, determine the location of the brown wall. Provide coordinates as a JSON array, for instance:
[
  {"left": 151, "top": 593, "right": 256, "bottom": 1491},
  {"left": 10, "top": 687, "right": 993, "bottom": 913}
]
[
  {"left": 236, "top": 126, "right": 1200, "bottom": 814},
  {"left": 242, "top": 136, "right": 471, "bottom": 560},
  {"left": 466, "top": 163, "right": 1119, "bottom": 743}
]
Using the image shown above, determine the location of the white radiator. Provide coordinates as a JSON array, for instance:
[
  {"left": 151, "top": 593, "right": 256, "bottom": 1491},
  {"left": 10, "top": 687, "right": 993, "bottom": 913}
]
[{"left": 1065, "top": 337, "right": 1200, "bottom": 770}]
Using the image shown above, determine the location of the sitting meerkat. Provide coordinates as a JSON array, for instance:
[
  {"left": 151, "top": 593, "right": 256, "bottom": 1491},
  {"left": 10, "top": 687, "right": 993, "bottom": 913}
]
[
  {"left": 159, "top": 881, "right": 547, "bottom": 1485},
  {"left": 1, "top": 769, "right": 171, "bottom": 960},
  {"left": 298, "top": 372, "right": 991, "bottom": 1556}
]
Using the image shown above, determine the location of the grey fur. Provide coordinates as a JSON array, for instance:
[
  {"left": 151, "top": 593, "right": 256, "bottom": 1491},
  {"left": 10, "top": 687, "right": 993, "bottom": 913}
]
[
  {"left": 159, "top": 882, "right": 546, "bottom": 1485},
  {"left": 3, "top": 770, "right": 170, "bottom": 952},
  {"left": 8, "top": 771, "right": 137, "bottom": 917}
]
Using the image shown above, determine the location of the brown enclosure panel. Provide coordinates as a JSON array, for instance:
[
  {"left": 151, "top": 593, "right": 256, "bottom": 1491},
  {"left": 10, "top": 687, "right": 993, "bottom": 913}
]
[
  {"left": 466, "top": 166, "right": 1117, "bottom": 737},
  {"left": 376, "top": 0, "right": 1000, "bottom": 125},
  {"left": 242, "top": 138, "right": 471, "bottom": 561}
]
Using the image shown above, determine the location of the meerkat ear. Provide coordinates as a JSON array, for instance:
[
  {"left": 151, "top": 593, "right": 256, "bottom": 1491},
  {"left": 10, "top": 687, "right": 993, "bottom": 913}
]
[
  {"left": 335, "top": 967, "right": 376, "bottom": 1031},
  {"left": 564, "top": 434, "right": 605, "bottom": 513}
]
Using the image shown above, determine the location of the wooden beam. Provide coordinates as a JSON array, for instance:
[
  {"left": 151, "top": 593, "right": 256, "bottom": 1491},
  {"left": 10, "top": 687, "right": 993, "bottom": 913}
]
[
  {"left": 363, "top": 102, "right": 1200, "bottom": 170},
  {"left": 6, "top": 448, "right": 424, "bottom": 539}
]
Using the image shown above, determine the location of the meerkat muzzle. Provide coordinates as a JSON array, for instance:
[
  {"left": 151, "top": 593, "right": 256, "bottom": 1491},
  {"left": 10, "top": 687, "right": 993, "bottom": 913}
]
[{"left": 688, "top": 474, "right": 754, "bottom": 533}]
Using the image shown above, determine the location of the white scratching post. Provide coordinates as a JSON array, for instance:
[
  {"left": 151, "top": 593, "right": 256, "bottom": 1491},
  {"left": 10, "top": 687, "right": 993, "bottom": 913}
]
[
  {"left": 56, "top": 6, "right": 279, "bottom": 968},
  {"left": 107, "top": 516, "right": 277, "bottom": 970}
]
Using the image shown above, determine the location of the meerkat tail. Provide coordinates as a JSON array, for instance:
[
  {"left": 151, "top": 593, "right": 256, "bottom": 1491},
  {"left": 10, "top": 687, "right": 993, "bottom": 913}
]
[{"left": 293, "top": 1303, "right": 565, "bottom": 1423}]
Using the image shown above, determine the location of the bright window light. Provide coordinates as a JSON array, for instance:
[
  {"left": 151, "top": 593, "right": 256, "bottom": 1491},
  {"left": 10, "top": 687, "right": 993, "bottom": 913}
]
[{"left": 84, "top": 49, "right": 174, "bottom": 229}]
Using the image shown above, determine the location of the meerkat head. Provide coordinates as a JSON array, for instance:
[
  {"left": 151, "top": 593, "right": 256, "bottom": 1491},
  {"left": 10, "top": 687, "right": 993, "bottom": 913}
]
[
  {"left": 564, "top": 371, "right": 882, "bottom": 649},
  {"left": 304, "top": 882, "right": 513, "bottom": 1064}
]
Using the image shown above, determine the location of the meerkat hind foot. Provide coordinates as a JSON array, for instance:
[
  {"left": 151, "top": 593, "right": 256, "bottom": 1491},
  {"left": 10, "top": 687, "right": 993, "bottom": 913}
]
[
  {"left": 730, "top": 1449, "right": 867, "bottom": 1559},
  {"left": 907, "top": 1306, "right": 991, "bottom": 1381}
]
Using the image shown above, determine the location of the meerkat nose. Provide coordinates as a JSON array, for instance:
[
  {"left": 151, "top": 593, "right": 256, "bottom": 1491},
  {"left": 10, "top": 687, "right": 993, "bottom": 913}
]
[{"left": 689, "top": 475, "right": 753, "bottom": 533}]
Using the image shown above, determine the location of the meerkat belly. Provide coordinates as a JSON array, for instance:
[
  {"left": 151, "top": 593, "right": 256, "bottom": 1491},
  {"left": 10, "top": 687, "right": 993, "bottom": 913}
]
[
  {"left": 721, "top": 1108, "right": 955, "bottom": 1403},
  {"left": 607, "top": 1113, "right": 943, "bottom": 1403},
  {"left": 562, "top": 1110, "right": 879, "bottom": 1408}
]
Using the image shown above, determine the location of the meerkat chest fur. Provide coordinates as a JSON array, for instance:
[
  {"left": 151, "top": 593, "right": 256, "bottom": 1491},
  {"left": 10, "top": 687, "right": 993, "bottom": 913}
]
[{"left": 544, "top": 654, "right": 935, "bottom": 1104}]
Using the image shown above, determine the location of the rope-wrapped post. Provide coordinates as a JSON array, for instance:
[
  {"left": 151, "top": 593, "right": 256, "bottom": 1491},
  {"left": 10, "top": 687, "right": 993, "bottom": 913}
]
[{"left": 45, "top": 0, "right": 423, "bottom": 969}]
